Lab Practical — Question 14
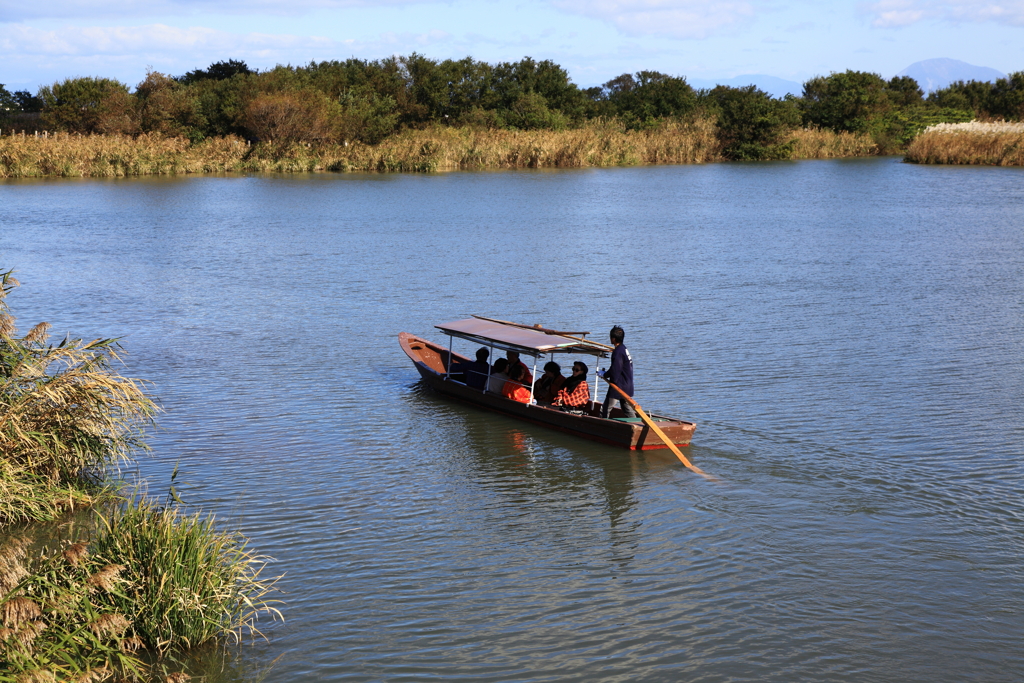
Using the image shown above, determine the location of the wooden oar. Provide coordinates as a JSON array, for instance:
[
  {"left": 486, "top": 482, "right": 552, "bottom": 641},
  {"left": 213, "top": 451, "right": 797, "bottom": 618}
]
[{"left": 605, "top": 381, "right": 707, "bottom": 476}]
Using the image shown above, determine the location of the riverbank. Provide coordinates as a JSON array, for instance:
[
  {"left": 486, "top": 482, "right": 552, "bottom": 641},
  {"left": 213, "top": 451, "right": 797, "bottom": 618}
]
[
  {"left": 1, "top": 269, "right": 279, "bottom": 682},
  {"left": 905, "top": 121, "right": 1024, "bottom": 166},
  {"left": 0, "top": 122, "right": 878, "bottom": 178}
]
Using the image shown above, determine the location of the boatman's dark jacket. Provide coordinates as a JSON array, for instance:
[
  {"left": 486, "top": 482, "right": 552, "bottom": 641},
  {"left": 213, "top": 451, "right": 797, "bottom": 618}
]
[{"left": 607, "top": 345, "right": 634, "bottom": 397}]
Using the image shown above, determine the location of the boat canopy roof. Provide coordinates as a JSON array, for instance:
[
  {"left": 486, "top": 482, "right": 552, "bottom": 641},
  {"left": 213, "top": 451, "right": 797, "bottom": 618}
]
[{"left": 435, "top": 318, "right": 610, "bottom": 357}]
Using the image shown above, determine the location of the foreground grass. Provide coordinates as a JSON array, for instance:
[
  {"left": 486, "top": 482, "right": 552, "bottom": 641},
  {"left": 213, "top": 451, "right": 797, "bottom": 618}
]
[
  {"left": 1, "top": 269, "right": 280, "bottom": 681},
  {"left": 905, "top": 121, "right": 1024, "bottom": 166},
  {"left": 1, "top": 499, "right": 279, "bottom": 682},
  {"left": 0, "top": 121, "right": 884, "bottom": 178}
]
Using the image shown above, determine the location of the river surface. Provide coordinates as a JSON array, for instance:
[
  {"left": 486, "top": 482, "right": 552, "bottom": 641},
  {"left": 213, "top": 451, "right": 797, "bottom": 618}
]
[{"left": 2, "top": 158, "right": 1023, "bottom": 682}]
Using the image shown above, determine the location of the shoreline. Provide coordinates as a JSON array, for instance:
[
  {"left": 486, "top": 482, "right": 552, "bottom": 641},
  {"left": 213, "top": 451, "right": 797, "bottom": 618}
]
[
  {"left": 1, "top": 123, "right": 880, "bottom": 178},
  {"left": 5, "top": 124, "right": 1021, "bottom": 179}
]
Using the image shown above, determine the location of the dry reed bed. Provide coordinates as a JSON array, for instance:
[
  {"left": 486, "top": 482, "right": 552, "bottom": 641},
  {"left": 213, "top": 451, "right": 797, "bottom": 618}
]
[
  {"left": 0, "top": 133, "right": 249, "bottom": 177},
  {"left": 906, "top": 121, "right": 1024, "bottom": 165},
  {"left": 1, "top": 122, "right": 885, "bottom": 178},
  {"left": 788, "top": 127, "right": 877, "bottom": 159}
]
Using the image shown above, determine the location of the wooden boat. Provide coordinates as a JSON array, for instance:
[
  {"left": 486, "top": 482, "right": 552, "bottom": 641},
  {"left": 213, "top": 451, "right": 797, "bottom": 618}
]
[{"left": 399, "top": 317, "right": 696, "bottom": 450}]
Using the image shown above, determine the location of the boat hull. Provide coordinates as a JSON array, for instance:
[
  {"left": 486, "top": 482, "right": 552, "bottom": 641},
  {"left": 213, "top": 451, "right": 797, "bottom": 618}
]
[{"left": 399, "top": 332, "right": 695, "bottom": 450}]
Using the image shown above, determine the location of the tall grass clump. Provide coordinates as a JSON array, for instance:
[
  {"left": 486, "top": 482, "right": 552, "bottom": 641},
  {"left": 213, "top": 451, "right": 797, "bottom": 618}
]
[
  {"left": 1, "top": 121, "right": 721, "bottom": 177},
  {"left": 1, "top": 502, "right": 279, "bottom": 681},
  {"left": 0, "top": 269, "right": 155, "bottom": 526},
  {"left": 788, "top": 127, "right": 878, "bottom": 159},
  {"left": 905, "top": 121, "right": 1024, "bottom": 165},
  {"left": 1, "top": 268, "right": 281, "bottom": 681},
  {"left": 88, "top": 496, "right": 280, "bottom": 655},
  {"left": 313, "top": 118, "right": 721, "bottom": 172},
  {"left": 0, "top": 132, "right": 250, "bottom": 178},
  {"left": 0, "top": 534, "right": 145, "bottom": 682}
]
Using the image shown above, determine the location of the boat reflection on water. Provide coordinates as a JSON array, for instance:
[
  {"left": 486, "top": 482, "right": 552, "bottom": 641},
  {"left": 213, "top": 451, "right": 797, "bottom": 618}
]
[{"left": 402, "top": 381, "right": 681, "bottom": 566}]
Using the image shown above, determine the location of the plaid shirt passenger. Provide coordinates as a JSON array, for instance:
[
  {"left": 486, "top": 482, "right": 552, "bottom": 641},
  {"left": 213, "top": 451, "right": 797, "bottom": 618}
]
[{"left": 555, "top": 380, "right": 589, "bottom": 408}]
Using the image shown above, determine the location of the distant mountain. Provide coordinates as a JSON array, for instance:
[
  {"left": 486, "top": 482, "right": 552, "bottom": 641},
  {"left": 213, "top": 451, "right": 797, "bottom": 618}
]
[
  {"left": 686, "top": 74, "right": 802, "bottom": 99},
  {"left": 897, "top": 58, "right": 1006, "bottom": 92}
]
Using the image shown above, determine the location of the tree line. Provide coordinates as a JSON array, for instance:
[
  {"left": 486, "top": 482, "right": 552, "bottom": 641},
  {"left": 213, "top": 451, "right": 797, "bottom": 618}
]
[{"left": 2, "top": 55, "right": 1022, "bottom": 159}]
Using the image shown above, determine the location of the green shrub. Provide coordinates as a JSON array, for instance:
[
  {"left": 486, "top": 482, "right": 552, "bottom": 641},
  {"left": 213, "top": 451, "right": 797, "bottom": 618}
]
[
  {"left": 603, "top": 71, "right": 698, "bottom": 130},
  {"left": 38, "top": 77, "right": 137, "bottom": 134},
  {"left": 134, "top": 72, "right": 206, "bottom": 139},
  {"left": 337, "top": 89, "right": 400, "bottom": 143},
  {"left": 801, "top": 70, "right": 891, "bottom": 134},
  {"left": 702, "top": 85, "right": 801, "bottom": 160},
  {"left": 178, "top": 59, "right": 254, "bottom": 86},
  {"left": 928, "top": 73, "right": 1024, "bottom": 121},
  {"left": 874, "top": 106, "right": 974, "bottom": 152}
]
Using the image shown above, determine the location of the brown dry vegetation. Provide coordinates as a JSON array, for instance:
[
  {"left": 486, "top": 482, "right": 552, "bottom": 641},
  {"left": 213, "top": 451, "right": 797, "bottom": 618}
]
[
  {"left": 787, "top": 127, "right": 878, "bottom": 159},
  {"left": 0, "top": 120, "right": 887, "bottom": 178},
  {"left": 905, "top": 122, "right": 1024, "bottom": 165}
]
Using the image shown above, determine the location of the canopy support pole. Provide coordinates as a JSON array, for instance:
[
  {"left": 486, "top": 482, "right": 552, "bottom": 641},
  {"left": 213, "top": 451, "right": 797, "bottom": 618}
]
[
  {"left": 446, "top": 334, "right": 454, "bottom": 379},
  {"left": 486, "top": 343, "right": 494, "bottom": 391},
  {"left": 528, "top": 355, "right": 539, "bottom": 405}
]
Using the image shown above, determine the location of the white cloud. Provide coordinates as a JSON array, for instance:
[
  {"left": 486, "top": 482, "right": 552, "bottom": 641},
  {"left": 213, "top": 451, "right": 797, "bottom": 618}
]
[
  {"left": 0, "top": 0, "right": 433, "bottom": 22},
  {"left": 864, "top": 0, "right": 1024, "bottom": 27},
  {"left": 0, "top": 22, "right": 457, "bottom": 89},
  {"left": 549, "top": 0, "right": 756, "bottom": 39},
  {"left": 0, "top": 23, "right": 334, "bottom": 56}
]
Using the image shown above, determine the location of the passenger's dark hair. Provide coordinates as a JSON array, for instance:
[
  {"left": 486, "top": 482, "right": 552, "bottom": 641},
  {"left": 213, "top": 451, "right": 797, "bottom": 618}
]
[
  {"left": 610, "top": 326, "right": 625, "bottom": 344},
  {"left": 476, "top": 347, "right": 489, "bottom": 362},
  {"left": 544, "top": 361, "right": 560, "bottom": 374},
  {"left": 562, "top": 361, "right": 588, "bottom": 393},
  {"left": 493, "top": 357, "right": 509, "bottom": 373}
]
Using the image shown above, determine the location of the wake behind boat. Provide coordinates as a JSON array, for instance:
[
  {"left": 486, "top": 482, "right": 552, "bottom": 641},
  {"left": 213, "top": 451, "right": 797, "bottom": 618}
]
[{"left": 399, "top": 317, "right": 696, "bottom": 451}]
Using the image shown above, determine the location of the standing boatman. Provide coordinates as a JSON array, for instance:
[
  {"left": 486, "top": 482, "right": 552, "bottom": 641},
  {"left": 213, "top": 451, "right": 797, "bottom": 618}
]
[{"left": 600, "top": 325, "right": 636, "bottom": 419}]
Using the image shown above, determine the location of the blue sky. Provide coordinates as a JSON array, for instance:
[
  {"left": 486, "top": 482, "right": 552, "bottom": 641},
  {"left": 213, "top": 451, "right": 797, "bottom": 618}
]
[{"left": 1, "top": 0, "right": 1021, "bottom": 92}]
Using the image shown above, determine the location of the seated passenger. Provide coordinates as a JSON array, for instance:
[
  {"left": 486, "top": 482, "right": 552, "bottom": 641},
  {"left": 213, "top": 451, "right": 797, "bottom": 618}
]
[
  {"left": 533, "top": 361, "right": 565, "bottom": 404},
  {"left": 486, "top": 358, "right": 510, "bottom": 394},
  {"left": 451, "top": 347, "right": 490, "bottom": 390},
  {"left": 554, "top": 362, "right": 590, "bottom": 411},
  {"left": 502, "top": 364, "right": 533, "bottom": 403},
  {"left": 505, "top": 350, "right": 533, "bottom": 385}
]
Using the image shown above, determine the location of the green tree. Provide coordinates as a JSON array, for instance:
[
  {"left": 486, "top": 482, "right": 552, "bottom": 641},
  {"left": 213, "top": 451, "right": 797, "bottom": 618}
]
[
  {"left": 801, "top": 70, "right": 891, "bottom": 133},
  {"left": 134, "top": 71, "right": 205, "bottom": 138},
  {"left": 987, "top": 72, "right": 1024, "bottom": 120},
  {"left": 336, "top": 88, "right": 400, "bottom": 143},
  {"left": 403, "top": 54, "right": 493, "bottom": 123},
  {"left": 488, "top": 57, "right": 586, "bottom": 125},
  {"left": 885, "top": 75, "right": 924, "bottom": 107},
  {"left": 926, "top": 79, "right": 990, "bottom": 116},
  {"left": 0, "top": 84, "right": 17, "bottom": 128},
  {"left": 187, "top": 73, "right": 257, "bottom": 138},
  {"left": 13, "top": 90, "right": 43, "bottom": 112},
  {"left": 38, "top": 77, "right": 137, "bottom": 134},
  {"left": 703, "top": 85, "right": 801, "bottom": 160},
  {"left": 604, "top": 71, "right": 697, "bottom": 129},
  {"left": 179, "top": 59, "right": 254, "bottom": 85},
  {"left": 0, "top": 84, "right": 18, "bottom": 112},
  {"left": 298, "top": 58, "right": 419, "bottom": 125},
  {"left": 501, "top": 91, "right": 568, "bottom": 130}
]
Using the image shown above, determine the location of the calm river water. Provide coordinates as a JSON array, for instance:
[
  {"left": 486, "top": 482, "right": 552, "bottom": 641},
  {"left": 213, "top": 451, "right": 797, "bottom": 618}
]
[{"left": 2, "top": 158, "right": 1023, "bottom": 682}]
